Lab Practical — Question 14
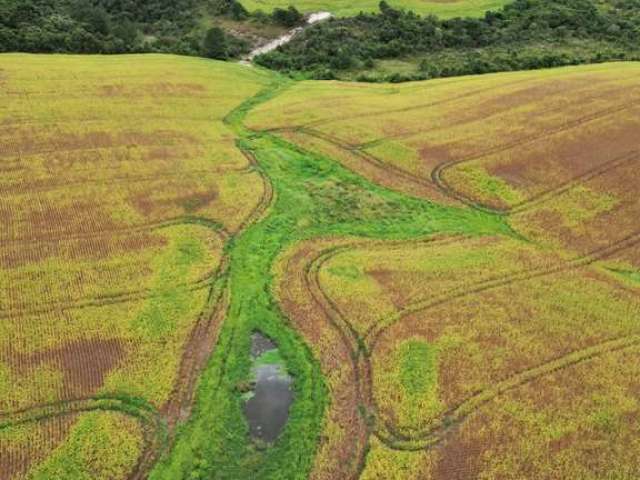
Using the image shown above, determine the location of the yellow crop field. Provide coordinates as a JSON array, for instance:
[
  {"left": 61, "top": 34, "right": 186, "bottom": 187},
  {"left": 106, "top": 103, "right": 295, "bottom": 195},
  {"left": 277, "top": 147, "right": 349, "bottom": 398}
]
[
  {"left": 246, "top": 63, "right": 640, "bottom": 479},
  {"left": 247, "top": 62, "right": 640, "bottom": 211},
  {"left": 2, "top": 54, "right": 639, "bottom": 480},
  {"left": 0, "top": 54, "right": 271, "bottom": 478}
]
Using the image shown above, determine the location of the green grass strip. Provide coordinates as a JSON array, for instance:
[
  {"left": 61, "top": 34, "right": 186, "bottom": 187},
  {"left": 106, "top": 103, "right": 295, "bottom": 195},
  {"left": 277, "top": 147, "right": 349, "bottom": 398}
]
[{"left": 150, "top": 71, "right": 512, "bottom": 480}]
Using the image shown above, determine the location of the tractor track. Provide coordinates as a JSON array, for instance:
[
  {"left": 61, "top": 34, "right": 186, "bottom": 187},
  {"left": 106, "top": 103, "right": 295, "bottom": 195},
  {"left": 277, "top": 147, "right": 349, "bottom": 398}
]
[
  {"left": 0, "top": 218, "right": 230, "bottom": 320},
  {"left": 285, "top": 96, "right": 640, "bottom": 215},
  {"left": 0, "top": 395, "right": 166, "bottom": 480},
  {"left": 298, "top": 228, "right": 640, "bottom": 455},
  {"left": 431, "top": 100, "right": 640, "bottom": 211},
  {"left": 375, "top": 335, "right": 640, "bottom": 449},
  {"left": 366, "top": 229, "right": 640, "bottom": 345}
]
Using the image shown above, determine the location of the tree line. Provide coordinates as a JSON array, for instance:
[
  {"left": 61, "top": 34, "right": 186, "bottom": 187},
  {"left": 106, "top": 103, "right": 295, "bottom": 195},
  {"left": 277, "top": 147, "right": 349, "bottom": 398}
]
[
  {"left": 255, "top": 0, "right": 640, "bottom": 80},
  {"left": 0, "top": 0, "right": 304, "bottom": 58}
]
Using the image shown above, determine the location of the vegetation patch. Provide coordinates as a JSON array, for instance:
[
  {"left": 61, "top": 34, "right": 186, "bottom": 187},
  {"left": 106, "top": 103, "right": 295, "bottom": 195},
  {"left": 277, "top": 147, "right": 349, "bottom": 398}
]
[{"left": 256, "top": 0, "right": 640, "bottom": 80}]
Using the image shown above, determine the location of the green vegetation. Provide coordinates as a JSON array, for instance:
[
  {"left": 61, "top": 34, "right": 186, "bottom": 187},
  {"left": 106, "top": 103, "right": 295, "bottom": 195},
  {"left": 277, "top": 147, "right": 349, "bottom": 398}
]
[
  {"left": 398, "top": 341, "right": 438, "bottom": 397},
  {"left": 0, "top": 0, "right": 302, "bottom": 58},
  {"left": 7, "top": 0, "right": 640, "bottom": 84},
  {"left": 29, "top": 412, "right": 144, "bottom": 480},
  {"left": 0, "top": 0, "right": 210, "bottom": 55},
  {"left": 445, "top": 165, "right": 526, "bottom": 209},
  {"left": 607, "top": 268, "right": 640, "bottom": 286},
  {"left": 255, "top": 349, "right": 286, "bottom": 367},
  {"left": 256, "top": 0, "right": 640, "bottom": 80},
  {"left": 241, "top": 0, "right": 511, "bottom": 18},
  {"left": 149, "top": 74, "right": 510, "bottom": 480}
]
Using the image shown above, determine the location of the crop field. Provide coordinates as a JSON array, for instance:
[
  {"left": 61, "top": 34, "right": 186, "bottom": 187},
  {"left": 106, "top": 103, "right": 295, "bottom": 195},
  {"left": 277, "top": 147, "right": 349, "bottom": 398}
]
[
  {"left": 1, "top": 54, "right": 639, "bottom": 480},
  {"left": 247, "top": 62, "right": 640, "bottom": 479},
  {"left": 0, "top": 54, "right": 271, "bottom": 478},
  {"left": 241, "top": 0, "right": 510, "bottom": 18},
  {"left": 246, "top": 63, "right": 640, "bottom": 211}
]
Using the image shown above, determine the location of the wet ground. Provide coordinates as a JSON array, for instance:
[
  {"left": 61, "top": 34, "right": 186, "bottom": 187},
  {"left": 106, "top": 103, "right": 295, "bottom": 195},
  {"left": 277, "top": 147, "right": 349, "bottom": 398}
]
[{"left": 243, "top": 332, "right": 294, "bottom": 442}]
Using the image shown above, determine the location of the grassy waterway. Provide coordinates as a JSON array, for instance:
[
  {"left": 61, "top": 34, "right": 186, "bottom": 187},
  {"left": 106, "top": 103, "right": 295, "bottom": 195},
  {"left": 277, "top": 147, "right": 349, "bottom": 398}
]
[{"left": 150, "top": 71, "right": 513, "bottom": 479}]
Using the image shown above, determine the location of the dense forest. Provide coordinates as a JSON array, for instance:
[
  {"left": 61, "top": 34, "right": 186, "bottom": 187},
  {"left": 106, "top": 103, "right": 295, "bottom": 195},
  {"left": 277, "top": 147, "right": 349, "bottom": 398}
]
[
  {"left": 0, "top": 0, "right": 302, "bottom": 57},
  {"left": 256, "top": 0, "right": 640, "bottom": 80},
  {"left": 0, "top": 0, "right": 200, "bottom": 54}
]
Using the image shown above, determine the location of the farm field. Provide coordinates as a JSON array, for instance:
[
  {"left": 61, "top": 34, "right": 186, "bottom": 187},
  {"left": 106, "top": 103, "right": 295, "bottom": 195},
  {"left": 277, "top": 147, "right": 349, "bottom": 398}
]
[
  {"left": 241, "top": 0, "right": 510, "bottom": 18},
  {"left": 0, "top": 54, "right": 271, "bottom": 478},
  {"left": 1, "top": 53, "right": 639, "bottom": 480},
  {"left": 246, "top": 62, "right": 640, "bottom": 479},
  {"left": 246, "top": 62, "right": 640, "bottom": 213}
]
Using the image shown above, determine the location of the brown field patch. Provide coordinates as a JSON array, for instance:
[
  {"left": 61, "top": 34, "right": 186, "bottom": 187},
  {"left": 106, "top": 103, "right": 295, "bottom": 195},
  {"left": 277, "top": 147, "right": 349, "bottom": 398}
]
[
  {"left": 0, "top": 229, "right": 166, "bottom": 269},
  {"left": 316, "top": 235, "right": 563, "bottom": 336},
  {"left": 12, "top": 338, "right": 126, "bottom": 398},
  {"left": 432, "top": 417, "right": 488, "bottom": 480},
  {"left": 449, "top": 106, "right": 640, "bottom": 209},
  {"left": 132, "top": 189, "right": 218, "bottom": 217},
  {"left": 430, "top": 346, "right": 640, "bottom": 480},
  {"left": 0, "top": 128, "right": 199, "bottom": 160},
  {"left": 371, "top": 266, "right": 640, "bottom": 426},
  {"left": 512, "top": 154, "right": 640, "bottom": 254},
  {"left": 22, "top": 200, "right": 118, "bottom": 241}
]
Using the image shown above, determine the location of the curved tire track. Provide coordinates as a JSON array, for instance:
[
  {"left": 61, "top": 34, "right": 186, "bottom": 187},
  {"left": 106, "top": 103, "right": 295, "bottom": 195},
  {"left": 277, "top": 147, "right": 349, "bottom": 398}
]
[
  {"left": 431, "top": 100, "right": 640, "bottom": 212},
  {"left": 0, "top": 395, "right": 166, "bottom": 480},
  {"left": 299, "top": 230, "right": 640, "bottom": 454},
  {"left": 375, "top": 335, "right": 640, "bottom": 450},
  {"left": 0, "top": 217, "right": 229, "bottom": 320}
]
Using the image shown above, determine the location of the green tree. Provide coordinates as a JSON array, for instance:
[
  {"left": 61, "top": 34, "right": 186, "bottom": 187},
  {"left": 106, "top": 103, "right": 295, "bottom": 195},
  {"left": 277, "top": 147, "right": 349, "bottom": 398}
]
[
  {"left": 202, "top": 26, "right": 228, "bottom": 59},
  {"left": 272, "top": 6, "right": 303, "bottom": 27},
  {"left": 230, "top": 1, "right": 248, "bottom": 20}
]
